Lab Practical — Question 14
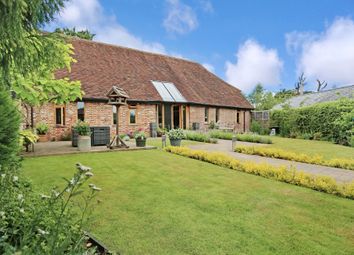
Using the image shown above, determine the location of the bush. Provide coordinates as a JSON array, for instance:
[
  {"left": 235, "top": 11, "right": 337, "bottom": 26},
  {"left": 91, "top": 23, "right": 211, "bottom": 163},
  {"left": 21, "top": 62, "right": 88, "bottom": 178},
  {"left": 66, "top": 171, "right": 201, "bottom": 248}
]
[
  {"left": 235, "top": 145, "right": 354, "bottom": 170},
  {"left": 235, "top": 133, "right": 272, "bottom": 144},
  {"left": 184, "top": 131, "right": 217, "bottom": 143},
  {"left": 351, "top": 136, "right": 354, "bottom": 148},
  {"left": 164, "top": 146, "right": 354, "bottom": 199},
  {"left": 167, "top": 128, "right": 184, "bottom": 140},
  {"left": 271, "top": 99, "right": 354, "bottom": 146},
  {"left": 0, "top": 163, "right": 101, "bottom": 254},
  {"left": 35, "top": 122, "right": 49, "bottom": 135},
  {"left": 208, "top": 121, "right": 219, "bottom": 130},
  {"left": 250, "top": 121, "right": 269, "bottom": 135},
  {"left": 209, "top": 130, "right": 234, "bottom": 140},
  {"left": 0, "top": 89, "right": 21, "bottom": 167},
  {"left": 73, "top": 121, "right": 91, "bottom": 136},
  {"left": 19, "top": 129, "right": 38, "bottom": 151},
  {"left": 134, "top": 131, "right": 146, "bottom": 140},
  {"left": 313, "top": 132, "right": 322, "bottom": 141}
]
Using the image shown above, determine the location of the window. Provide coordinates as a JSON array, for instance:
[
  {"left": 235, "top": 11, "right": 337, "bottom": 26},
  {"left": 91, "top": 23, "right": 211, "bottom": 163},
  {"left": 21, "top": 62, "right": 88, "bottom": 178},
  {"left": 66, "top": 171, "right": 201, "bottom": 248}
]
[
  {"left": 204, "top": 107, "right": 209, "bottom": 123},
  {"left": 55, "top": 107, "right": 65, "bottom": 125},
  {"left": 236, "top": 112, "right": 240, "bottom": 124},
  {"left": 157, "top": 104, "right": 163, "bottom": 128},
  {"left": 129, "top": 108, "right": 136, "bottom": 124},
  {"left": 77, "top": 101, "right": 84, "bottom": 121},
  {"left": 216, "top": 108, "right": 220, "bottom": 123},
  {"left": 112, "top": 106, "right": 117, "bottom": 125}
]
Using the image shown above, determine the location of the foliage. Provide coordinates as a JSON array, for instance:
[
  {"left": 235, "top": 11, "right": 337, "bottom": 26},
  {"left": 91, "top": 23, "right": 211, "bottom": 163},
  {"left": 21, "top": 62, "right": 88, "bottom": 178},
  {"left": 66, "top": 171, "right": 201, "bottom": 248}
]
[
  {"left": 250, "top": 120, "right": 269, "bottom": 135},
  {"left": 156, "top": 128, "right": 167, "bottom": 137},
  {"left": 35, "top": 122, "right": 49, "bottom": 135},
  {"left": 247, "top": 84, "right": 280, "bottom": 110},
  {"left": 235, "top": 134, "right": 272, "bottom": 144},
  {"left": 271, "top": 99, "right": 354, "bottom": 146},
  {"left": 184, "top": 131, "right": 217, "bottom": 144},
  {"left": 19, "top": 129, "right": 39, "bottom": 147},
  {"left": 0, "top": 163, "right": 100, "bottom": 254},
  {"left": 165, "top": 146, "right": 354, "bottom": 199},
  {"left": 55, "top": 27, "right": 95, "bottom": 40},
  {"left": 351, "top": 136, "right": 354, "bottom": 148},
  {"left": 167, "top": 128, "right": 185, "bottom": 140},
  {"left": 235, "top": 145, "right": 354, "bottom": 170},
  {"left": 209, "top": 130, "right": 234, "bottom": 140},
  {"left": 0, "top": 0, "right": 83, "bottom": 106},
  {"left": 134, "top": 131, "right": 146, "bottom": 140},
  {"left": 73, "top": 121, "right": 91, "bottom": 136},
  {"left": 0, "top": 89, "right": 21, "bottom": 167},
  {"left": 208, "top": 121, "right": 219, "bottom": 130}
]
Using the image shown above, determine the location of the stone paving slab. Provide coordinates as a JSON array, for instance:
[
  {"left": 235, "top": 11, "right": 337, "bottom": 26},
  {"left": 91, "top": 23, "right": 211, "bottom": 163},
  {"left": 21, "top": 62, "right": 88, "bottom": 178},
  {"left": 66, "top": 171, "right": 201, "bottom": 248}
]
[
  {"left": 188, "top": 139, "right": 354, "bottom": 183},
  {"left": 23, "top": 141, "right": 156, "bottom": 157}
]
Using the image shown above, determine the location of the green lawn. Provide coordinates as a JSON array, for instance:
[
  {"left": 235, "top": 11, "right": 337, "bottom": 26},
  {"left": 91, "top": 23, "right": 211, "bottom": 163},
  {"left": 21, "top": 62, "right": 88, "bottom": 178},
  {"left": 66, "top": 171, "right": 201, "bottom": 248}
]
[
  {"left": 260, "top": 136, "right": 354, "bottom": 160},
  {"left": 22, "top": 150, "right": 354, "bottom": 254}
]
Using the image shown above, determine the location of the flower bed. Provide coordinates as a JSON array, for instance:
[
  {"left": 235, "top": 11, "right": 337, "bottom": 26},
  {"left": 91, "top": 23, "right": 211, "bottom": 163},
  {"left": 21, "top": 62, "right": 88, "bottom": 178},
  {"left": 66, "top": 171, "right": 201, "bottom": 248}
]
[
  {"left": 165, "top": 146, "right": 354, "bottom": 199},
  {"left": 184, "top": 131, "right": 217, "bottom": 143},
  {"left": 235, "top": 146, "right": 354, "bottom": 170},
  {"left": 209, "top": 131, "right": 272, "bottom": 144}
]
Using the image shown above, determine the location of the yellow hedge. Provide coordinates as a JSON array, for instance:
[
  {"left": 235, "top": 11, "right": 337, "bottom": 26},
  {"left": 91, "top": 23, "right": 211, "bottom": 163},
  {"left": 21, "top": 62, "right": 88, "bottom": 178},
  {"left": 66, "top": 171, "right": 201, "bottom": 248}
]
[
  {"left": 235, "top": 146, "right": 354, "bottom": 170},
  {"left": 164, "top": 146, "right": 354, "bottom": 199}
]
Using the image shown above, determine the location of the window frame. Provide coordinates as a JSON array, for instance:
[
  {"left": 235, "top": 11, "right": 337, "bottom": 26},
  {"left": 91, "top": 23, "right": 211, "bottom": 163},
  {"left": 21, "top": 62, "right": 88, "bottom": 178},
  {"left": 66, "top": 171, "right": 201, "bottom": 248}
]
[
  {"left": 204, "top": 107, "right": 209, "bottom": 123},
  {"left": 129, "top": 106, "right": 137, "bottom": 125},
  {"left": 55, "top": 106, "right": 65, "bottom": 126},
  {"left": 77, "top": 101, "right": 85, "bottom": 121},
  {"left": 236, "top": 111, "right": 240, "bottom": 124},
  {"left": 215, "top": 108, "right": 220, "bottom": 123}
]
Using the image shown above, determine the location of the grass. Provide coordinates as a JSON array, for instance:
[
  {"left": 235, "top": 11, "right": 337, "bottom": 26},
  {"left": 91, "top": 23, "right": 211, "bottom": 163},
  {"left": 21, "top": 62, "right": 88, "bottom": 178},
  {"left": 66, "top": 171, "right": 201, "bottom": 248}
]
[
  {"left": 264, "top": 136, "right": 354, "bottom": 160},
  {"left": 22, "top": 150, "right": 354, "bottom": 254}
]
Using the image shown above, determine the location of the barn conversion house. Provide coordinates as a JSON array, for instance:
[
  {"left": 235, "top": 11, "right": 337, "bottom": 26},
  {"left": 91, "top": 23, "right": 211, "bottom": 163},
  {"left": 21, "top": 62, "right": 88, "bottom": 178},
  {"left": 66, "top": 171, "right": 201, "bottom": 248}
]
[{"left": 28, "top": 38, "right": 253, "bottom": 141}]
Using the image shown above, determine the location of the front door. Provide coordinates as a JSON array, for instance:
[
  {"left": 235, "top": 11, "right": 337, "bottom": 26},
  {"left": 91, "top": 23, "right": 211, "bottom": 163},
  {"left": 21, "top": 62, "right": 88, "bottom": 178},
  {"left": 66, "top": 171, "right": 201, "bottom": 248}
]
[{"left": 173, "top": 105, "right": 180, "bottom": 129}]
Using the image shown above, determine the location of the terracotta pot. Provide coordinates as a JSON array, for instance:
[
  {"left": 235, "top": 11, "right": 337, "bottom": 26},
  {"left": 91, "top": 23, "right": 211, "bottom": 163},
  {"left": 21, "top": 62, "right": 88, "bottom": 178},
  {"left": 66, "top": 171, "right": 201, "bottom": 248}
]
[
  {"left": 78, "top": 135, "right": 91, "bottom": 151},
  {"left": 38, "top": 134, "right": 49, "bottom": 143}
]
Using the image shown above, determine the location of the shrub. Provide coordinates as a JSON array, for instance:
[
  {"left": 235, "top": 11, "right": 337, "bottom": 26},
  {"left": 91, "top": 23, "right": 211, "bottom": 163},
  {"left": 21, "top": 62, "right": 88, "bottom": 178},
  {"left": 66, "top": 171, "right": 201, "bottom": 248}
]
[
  {"left": 209, "top": 130, "right": 234, "bottom": 140},
  {"left": 167, "top": 128, "right": 185, "bottom": 140},
  {"left": 73, "top": 121, "right": 91, "bottom": 136},
  {"left": 35, "top": 122, "right": 49, "bottom": 135},
  {"left": 235, "top": 145, "right": 354, "bottom": 171},
  {"left": 0, "top": 89, "right": 21, "bottom": 167},
  {"left": 208, "top": 121, "right": 219, "bottom": 130},
  {"left": 351, "top": 136, "right": 354, "bottom": 148},
  {"left": 271, "top": 99, "right": 354, "bottom": 146},
  {"left": 313, "top": 132, "right": 322, "bottom": 141},
  {"left": 250, "top": 121, "right": 269, "bottom": 135},
  {"left": 235, "top": 133, "right": 272, "bottom": 144},
  {"left": 184, "top": 131, "right": 217, "bottom": 143},
  {"left": 134, "top": 131, "right": 146, "bottom": 140},
  {"left": 19, "top": 129, "right": 38, "bottom": 149},
  {"left": 164, "top": 146, "right": 354, "bottom": 199},
  {"left": 0, "top": 163, "right": 101, "bottom": 254}
]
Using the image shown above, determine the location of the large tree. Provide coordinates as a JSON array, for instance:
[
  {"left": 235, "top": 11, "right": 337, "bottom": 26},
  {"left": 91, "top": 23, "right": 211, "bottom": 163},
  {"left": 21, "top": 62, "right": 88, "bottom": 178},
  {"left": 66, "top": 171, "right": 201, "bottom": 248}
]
[
  {"left": 247, "top": 84, "right": 279, "bottom": 110},
  {"left": 0, "top": 0, "right": 82, "bottom": 106}
]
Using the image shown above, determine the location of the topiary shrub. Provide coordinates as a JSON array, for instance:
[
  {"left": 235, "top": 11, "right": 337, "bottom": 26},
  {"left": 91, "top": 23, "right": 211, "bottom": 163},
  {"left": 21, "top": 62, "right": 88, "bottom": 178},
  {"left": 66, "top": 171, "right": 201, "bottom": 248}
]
[{"left": 0, "top": 89, "right": 21, "bottom": 167}]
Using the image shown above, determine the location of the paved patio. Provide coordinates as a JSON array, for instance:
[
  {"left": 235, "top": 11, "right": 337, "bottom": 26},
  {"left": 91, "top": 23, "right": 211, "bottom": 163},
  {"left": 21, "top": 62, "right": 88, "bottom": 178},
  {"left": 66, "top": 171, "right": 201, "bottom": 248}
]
[
  {"left": 188, "top": 139, "right": 354, "bottom": 183},
  {"left": 23, "top": 141, "right": 156, "bottom": 157}
]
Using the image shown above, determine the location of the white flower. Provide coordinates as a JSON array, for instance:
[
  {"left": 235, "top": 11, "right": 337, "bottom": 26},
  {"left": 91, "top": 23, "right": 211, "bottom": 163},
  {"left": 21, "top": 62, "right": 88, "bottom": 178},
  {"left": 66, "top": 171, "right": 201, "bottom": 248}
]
[
  {"left": 76, "top": 163, "right": 92, "bottom": 172},
  {"left": 41, "top": 194, "right": 51, "bottom": 199},
  {"left": 52, "top": 190, "right": 60, "bottom": 197},
  {"left": 92, "top": 186, "right": 102, "bottom": 191},
  {"left": 17, "top": 194, "right": 24, "bottom": 202},
  {"left": 19, "top": 208, "right": 25, "bottom": 213},
  {"left": 1, "top": 174, "right": 5, "bottom": 179},
  {"left": 0, "top": 211, "right": 5, "bottom": 219},
  {"left": 37, "top": 228, "right": 49, "bottom": 235},
  {"left": 88, "top": 184, "right": 95, "bottom": 188},
  {"left": 85, "top": 172, "right": 94, "bottom": 177},
  {"left": 69, "top": 178, "right": 75, "bottom": 185},
  {"left": 13, "top": 176, "right": 18, "bottom": 182},
  {"left": 66, "top": 188, "right": 71, "bottom": 193}
]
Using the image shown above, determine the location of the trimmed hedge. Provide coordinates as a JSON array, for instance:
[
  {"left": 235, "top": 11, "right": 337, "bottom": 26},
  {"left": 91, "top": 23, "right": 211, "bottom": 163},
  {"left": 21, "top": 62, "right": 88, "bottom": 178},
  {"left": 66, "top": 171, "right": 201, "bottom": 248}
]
[
  {"left": 235, "top": 145, "right": 354, "bottom": 170},
  {"left": 209, "top": 131, "right": 272, "bottom": 144},
  {"left": 271, "top": 99, "right": 354, "bottom": 145},
  {"left": 184, "top": 131, "right": 217, "bottom": 144},
  {"left": 165, "top": 146, "right": 354, "bottom": 199}
]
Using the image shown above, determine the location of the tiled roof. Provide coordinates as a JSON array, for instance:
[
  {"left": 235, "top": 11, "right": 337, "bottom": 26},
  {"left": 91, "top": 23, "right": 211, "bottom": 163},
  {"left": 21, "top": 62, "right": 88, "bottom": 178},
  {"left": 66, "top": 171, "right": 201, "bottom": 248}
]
[
  {"left": 56, "top": 38, "right": 253, "bottom": 109},
  {"left": 273, "top": 85, "right": 354, "bottom": 109}
]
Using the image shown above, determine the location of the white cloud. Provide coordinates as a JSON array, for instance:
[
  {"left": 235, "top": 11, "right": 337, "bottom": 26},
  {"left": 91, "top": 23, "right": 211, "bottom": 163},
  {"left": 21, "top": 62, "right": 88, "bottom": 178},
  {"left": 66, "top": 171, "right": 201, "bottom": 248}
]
[
  {"left": 202, "top": 63, "right": 215, "bottom": 73},
  {"left": 286, "top": 17, "right": 354, "bottom": 86},
  {"left": 56, "top": 0, "right": 166, "bottom": 54},
  {"left": 163, "top": 0, "right": 198, "bottom": 35},
  {"left": 225, "top": 40, "right": 283, "bottom": 92},
  {"left": 199, "top": 0, "right": 214, "bottom": 13}
]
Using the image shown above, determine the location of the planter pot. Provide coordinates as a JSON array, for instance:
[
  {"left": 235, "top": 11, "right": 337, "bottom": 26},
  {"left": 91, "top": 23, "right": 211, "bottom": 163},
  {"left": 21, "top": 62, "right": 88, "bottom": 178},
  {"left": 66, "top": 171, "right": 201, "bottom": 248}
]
[
  {"left": 170, "top": 138, "right": 182, "bottom": 147},
  {"left": 38, "top": 134, "right": 49, "bottom": 143},
  {"left": 78, "top": 135, "right": 91, "bottom": 151},
  {"left": 136, "top": 138, "right": 146, "bottom": 147}
]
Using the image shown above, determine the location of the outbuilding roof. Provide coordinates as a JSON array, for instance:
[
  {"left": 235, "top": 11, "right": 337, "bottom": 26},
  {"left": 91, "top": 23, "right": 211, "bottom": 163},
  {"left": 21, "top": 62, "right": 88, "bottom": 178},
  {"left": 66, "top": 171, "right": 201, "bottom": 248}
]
[
  {"left": 273, "top": 85, "right": 354, "bottom": 109},
  {"left": 56, "top": 38, "right": 253, "bottom": 109}
]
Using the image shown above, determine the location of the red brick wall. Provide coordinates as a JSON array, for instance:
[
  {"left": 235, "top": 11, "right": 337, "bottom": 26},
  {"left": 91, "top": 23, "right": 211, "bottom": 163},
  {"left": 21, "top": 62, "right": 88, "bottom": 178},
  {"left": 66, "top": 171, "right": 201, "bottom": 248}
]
[{"left": 29, "top": 102, "right": 157, "bottom": 141}]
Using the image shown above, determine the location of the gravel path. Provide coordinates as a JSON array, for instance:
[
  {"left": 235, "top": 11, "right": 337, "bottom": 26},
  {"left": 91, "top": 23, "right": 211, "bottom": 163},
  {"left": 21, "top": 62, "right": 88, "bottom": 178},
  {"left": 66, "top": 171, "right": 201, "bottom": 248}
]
[{"left": 188, "top": 139, "right": 354, "bottom": 183}]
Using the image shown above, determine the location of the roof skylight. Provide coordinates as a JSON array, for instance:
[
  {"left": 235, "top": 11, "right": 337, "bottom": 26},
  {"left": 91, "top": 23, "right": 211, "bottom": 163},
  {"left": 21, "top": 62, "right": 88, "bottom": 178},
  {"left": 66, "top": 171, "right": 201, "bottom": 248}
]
[{"left": 151, "top": 81, "right": 186, "bottom": 102}]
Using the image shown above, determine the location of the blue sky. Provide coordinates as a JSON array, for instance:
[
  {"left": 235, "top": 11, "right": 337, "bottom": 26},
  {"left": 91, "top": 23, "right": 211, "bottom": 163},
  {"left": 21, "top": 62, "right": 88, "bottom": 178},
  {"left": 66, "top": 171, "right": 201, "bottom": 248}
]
[{"left": 50, "top": 0, "right": 354, "bottom": 94}]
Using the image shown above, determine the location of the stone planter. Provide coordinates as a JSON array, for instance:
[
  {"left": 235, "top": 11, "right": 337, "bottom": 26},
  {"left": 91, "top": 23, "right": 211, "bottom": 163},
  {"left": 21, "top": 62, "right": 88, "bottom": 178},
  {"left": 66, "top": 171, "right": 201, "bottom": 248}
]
[
  {"left": 77, "top": 135, "right": 91, "bottom": 151},
  {"left": 38, "top": 134, "right": 49, "bottom": 143},
  {"left": 135, "top": 138, "right": 146, "bottom": 147},
  {"left": 170, "top": 138, "right": 182, "bottom": 147}
]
